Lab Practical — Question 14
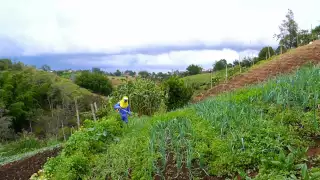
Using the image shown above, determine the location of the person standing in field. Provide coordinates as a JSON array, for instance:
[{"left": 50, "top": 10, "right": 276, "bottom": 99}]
[{"left": 114, "top": 96, "right": 132, "bottom": 124}]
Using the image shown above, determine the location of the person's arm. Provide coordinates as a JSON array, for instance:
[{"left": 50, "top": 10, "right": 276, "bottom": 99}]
[
  {"left": 114, "top": 102, "right": 120, "bottom": 110},
  {"left": 126, "top": 105, "right": 131, "bottom": 115}
]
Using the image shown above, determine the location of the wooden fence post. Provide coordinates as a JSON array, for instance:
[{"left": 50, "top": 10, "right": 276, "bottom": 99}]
[
  {"left": 74, "top": 98, "right": 80, "bottom": 129},
  {"left": 94, "top": 102, "right": 98, "bottom": 112},
  {"left": 91, "top": 103, "right": 97, "bottom": 121}
]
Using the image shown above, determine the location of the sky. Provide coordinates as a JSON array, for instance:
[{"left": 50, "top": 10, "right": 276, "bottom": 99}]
[{"left": 0, "top": 0, "right": 319, "bottom": 72}]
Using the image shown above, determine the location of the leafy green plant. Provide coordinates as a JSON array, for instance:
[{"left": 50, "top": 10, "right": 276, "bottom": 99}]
[
  {"left": 111, "top": 77, "right": 167, "bottom": 116},
  {"left": 36, "top": 64, "right": 320, "bottom": 179},
  {"left": 162, "top": 75, "right": 194, "bottom": 111}
]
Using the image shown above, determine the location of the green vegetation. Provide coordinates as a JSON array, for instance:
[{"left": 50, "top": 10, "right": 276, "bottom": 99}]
[
  {"left": 274, "top": 9, "right": 318, "bottom": 49},
  {"left": 163, "top": 75, "right": 194, "bottom": 111},
  {"left": 0, "top": 131, "right": 60, "bottom": 165},
  {"left": 74, "top": 70, "right": 113, "bottom": 96},
  {"left": 34, "top": 62, "right": 320, "bottom": 179},
  {"left": 186, "top": 64, "right": 203, "bottom": 75},
  {"left": 258, "top": 46, "right": 275, "bottom": 60},
  {"left": 0, "top": 59, "right": 106, "bottom": 161},
  {"left": 183, "top": 65, "right": 250, "bottom": 95},
  {"left": 2, "top": 8, "right": 320, "bottom": 179},
  {"left": 110, "top": 78, "right": 167, "bottom": 116}
]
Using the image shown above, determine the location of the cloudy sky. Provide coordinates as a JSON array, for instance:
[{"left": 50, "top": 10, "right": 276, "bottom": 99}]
[{"left": 0, "top": 0, "right": 319, "bottom": 72}]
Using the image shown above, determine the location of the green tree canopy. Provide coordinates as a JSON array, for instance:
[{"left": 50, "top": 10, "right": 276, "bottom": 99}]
[
  {"left": 213, "top": 59, "right": 227, "bottom": 71},
  {"left": 41, "top": 64, "right": 51, "bottom": 72},
  {"left": 186, "top": 64, "right": 203, "bottom": 75},
  {"left": 297, "top": 29, "right": 313, "bottom": 46},
  {"left": 75, "top": 71, "right": 113, "bottom": 96},
  {"left": 124, "top": 70, "right": 136, "bottom": 76},
  {"left": 274, "top": 9, "right": 299, "bottom": 49},
  {"left": 163, "top": 76, "right": 193, "bottom": 111},
  {"left": 0, "top": 59, "right": 13, "bottom": 70},
  {"left": 258, "top": 46, "right": 275, "bottom": 60},
  {"left": 275, "top": 45, "right": 287, "bottom": 55},
  {"left": 114, "top": 70, "right": 122, "bottom": 76},
  {"left": 138, "top": 70, "right": 150, "bottom": 78}
]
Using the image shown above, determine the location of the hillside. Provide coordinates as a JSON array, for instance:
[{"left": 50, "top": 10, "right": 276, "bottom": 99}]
[
  {"left": 2, "top": 41, "right": 320, "bottom": 180},
  {"left": 0, "top": 60, "right": 107, "bottom": 154},
  {"left": 29, "top": 61, "right": 320, "bottom": 179},
  {"left": 58, "top": 70, "right": 135, "bottom": 87},
  {"left": 194, "top": 40, "right": 320, "bottom": 102},
  {"left": 183, "top": 66, "right": 250, "bottom": 97}
]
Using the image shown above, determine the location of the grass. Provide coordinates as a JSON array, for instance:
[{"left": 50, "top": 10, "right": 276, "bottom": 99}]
[
  {"left": 0, "top": 144, "right": 61, "bottom": 166},
  {"left": 0, "top": 133, "right": 61, "bottom": 165},
  {"left": 183, "top": 66, "right": 250, "bottom": 96},
  {"left": 182, "top": 73, "right": 212, "bottom": 86},
  {"left": 107, "top": 75, "right": 135, "bottom": 87},
  {"left": 57, "top": 70, "right": 135, "bottom": 87},
  {"left": 36, "top": 63, "right": 320, "bottom": 179}
]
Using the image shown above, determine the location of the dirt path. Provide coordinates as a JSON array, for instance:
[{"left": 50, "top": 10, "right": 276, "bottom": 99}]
[
  {"left": 193, "top": 40, "right": 320, "bottom": 102},
  {"left": 0, "top": 147, "right": 60, "bottom": 180}
]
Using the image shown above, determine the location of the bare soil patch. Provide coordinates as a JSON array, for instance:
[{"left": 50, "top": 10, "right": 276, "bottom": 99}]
[
  {"left": 0, "top": 147, "right": 61, "bottom": 180},
  {"left": 194, "top": 40, "right": 320, "bottom": 102}
]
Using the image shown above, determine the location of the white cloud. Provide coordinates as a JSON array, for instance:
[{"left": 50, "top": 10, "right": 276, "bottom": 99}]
[
  {"left": 0, "top": 0, "right": 319, "bottom": 71},
  {"left": 64, "top": 48, "right": 258, "bottom": 72},
  {"left": 1, "top": 0, "right": 320, "bottom": 54}
]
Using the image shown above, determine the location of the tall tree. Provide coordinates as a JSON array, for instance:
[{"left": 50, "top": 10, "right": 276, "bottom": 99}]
[
  {"left": 258, "top": 46, "right": 275, "bottom": 60},
  {"left": 41, "top": 64, "right": 51, "bottom": 72},
  {"left": 186, "top": 64, "right": 203, "bottom": 75},
  {"left": 114, "top": 69, "right": 122, "bottom": 76},
  {"left": 0, "top": 59, "right": 13, "bottom": 70},
  {"left": 233, "top": 60, "right": 240, "bottom": 66},
  {"left": 213, "top": 59, "right": 227, "bottom": 71},
  {"left": 138, "top": 70, "right": 150, "bottom": 78},
  {"left": 297, "top": 29, "right": 313, "bottom": 46},
  {"left": 312, "top": 25, "right": 320, "bottom": 39},
  {"left": 124, "top": 70, "right": 136, "bottom": 76},
  {"left": 92, "top": 67, "right": 103, "bottom": 74},
  {"left": 275, "top": 45, "right": 287, "bottom": 55},
  {"left": 274, "top": 9, "right": 298, "bottom": 49}
]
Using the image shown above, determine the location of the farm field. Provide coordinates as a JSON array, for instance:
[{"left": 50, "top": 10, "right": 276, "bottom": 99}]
[
  {"left": 1, "top": 3, "right": 320, "bottom": 180},
  {"left": 0, "top": 41, "right": 318, "bottom": 180},
  {"left": 31, "top": 61, "right": 320, "bottom": 179},
  {"left": 0, "top": 145, "right": 61, "bottom": 180},
  {"left": 194, "top": 40, "right": 320, "bottom": 102},
  {"left": 183, "top": 66, "right": 250, "bottom": 97}
]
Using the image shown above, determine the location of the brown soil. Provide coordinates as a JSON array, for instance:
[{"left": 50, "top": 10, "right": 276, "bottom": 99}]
[
  {"left": 307, "top": 138, "right": 320, "bottom": 157},
  {"left": 0, "top": 147, "right": 61, "bottom": 180},
  {"left": 193, "top": 40, "right": 320, "bottom": 103},
  {"left": 152, "top": 153, "right": 258, "bottom": 180}
]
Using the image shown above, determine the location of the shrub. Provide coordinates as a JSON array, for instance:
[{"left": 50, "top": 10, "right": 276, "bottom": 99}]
[
  {"left": 163, "top": 75, "right": 194, "bottom": 110},
  {"left": 43, "top": 116, "right": 123, "bottom": 179},
  {"left": 75, "top": 71, "right": 113, "bottom": 96}
]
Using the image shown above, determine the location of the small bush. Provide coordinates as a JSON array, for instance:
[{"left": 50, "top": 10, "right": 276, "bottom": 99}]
[
  {"left": 75, "top": 71, "right": 113, "bottom": 96},
  {"left": 43, "top": 116, "right": 123, "bottom": 179},
  {"left": 163, "top": 75, "right": 194, "bottom": 111}
]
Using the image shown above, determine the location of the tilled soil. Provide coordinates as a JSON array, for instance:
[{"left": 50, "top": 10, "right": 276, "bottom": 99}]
[
  {"left": 0, "top": 147, "right": 61, "bottom": 180},
  {"left": 193, "top": 40, "right": 320, "bottom": 103}
]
